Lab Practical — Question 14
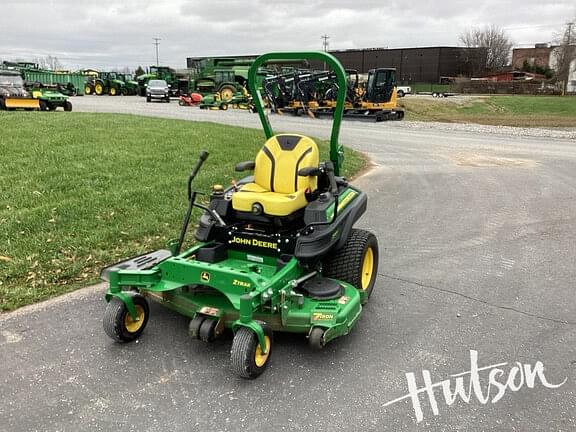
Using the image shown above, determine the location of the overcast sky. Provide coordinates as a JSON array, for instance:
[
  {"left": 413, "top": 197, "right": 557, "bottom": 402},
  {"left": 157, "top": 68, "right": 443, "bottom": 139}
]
[{"left": 1, "top": 0, "right": 574, "bottom": 70}]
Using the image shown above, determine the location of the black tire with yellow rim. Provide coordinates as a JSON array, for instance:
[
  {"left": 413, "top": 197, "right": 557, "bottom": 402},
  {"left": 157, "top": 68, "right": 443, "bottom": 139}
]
[
  {"left": 322, "top": 228, "right": 379, "bottom": 304},
  {"left": 218, "top": 85, "right": 236, "bottom": 101},
  {"left": 109, "top": 87, "right": 118, "bottom": 96},
  {"left": 84, "top": 84, "right": 93, "bottom": 95},
  {"left": 103, "top": 293, "right": 149, "bottom": 342},
  {"left": 94, "top": 82, "right": 105, "bottom": 95},
  {"left": 230, "top": 325, "right": 273, "bottom": 379}
]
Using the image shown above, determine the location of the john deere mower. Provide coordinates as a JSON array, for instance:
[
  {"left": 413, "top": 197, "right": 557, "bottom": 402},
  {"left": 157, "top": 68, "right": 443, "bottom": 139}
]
[{"left": 101, "top": 52, "right": 379, "bottom": 379}]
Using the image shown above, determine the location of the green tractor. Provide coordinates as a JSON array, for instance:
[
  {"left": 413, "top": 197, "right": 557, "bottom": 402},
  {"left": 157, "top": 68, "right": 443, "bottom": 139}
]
[
  {"left": 117, "top": 73, "right": 139, "bottom": 95},
  {"left": 101, "top": 52, "right": 378, "bottom": 379},
  {"left": 97, "top": 72, "right": 125, "bottom": 96},
  {"left": 187, "top": 57, "right": 253, "bottom": 101}
]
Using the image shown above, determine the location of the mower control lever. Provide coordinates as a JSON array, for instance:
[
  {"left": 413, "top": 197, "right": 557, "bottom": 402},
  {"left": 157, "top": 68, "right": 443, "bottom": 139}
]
[
  {"left": 191, "top": 150, "right": 209, "bottom": 178},
  {"left": 187, "top": 150, "right": 209, "bottom": 200},
  {"left": 178, "top": 150, "right": 210, "bottom": 255}
]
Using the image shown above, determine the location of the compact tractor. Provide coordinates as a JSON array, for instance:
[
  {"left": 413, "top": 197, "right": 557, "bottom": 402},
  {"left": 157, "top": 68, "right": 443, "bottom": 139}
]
[{"left": 101, "top": 52, "right": 379, "bottom": 378}]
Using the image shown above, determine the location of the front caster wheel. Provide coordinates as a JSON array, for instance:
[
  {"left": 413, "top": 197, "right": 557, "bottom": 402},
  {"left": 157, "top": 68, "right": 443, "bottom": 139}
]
[
  {"left": 199, "top": 318, "right": 217, "bottom": 342},
  {"left": 231, "top": 326, "right": 273, "bottom": 379},
  {"left": 103, "top": 294, "right": 149, "bottom": 342},
  {"left": 188, "top": 315, "right": 205, "bottom": 339},
  {"left": 309, "top": 327, "right": 326, "bottom": 350}
]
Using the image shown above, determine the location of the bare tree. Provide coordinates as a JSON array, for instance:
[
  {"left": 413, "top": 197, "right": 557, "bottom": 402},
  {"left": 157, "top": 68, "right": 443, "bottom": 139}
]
[
  {"left": 552, "top": 22, "right": 576, "bottom": 94},
  {"left": 35, "top": 55, "right": 63, "bottom": 70},
  {"left": 459, "top": 25, "right": 513, "bottom": 71}
]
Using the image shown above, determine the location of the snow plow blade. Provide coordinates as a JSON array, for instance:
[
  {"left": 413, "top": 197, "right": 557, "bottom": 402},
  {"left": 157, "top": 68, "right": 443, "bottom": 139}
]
[{"left": 4, "top": 98, "right": 40, "bottom": 110}]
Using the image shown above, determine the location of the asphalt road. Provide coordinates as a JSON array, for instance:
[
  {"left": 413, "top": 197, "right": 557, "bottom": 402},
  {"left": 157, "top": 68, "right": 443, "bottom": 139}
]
[{"left": 1, "top": 97, "right": 575, "bottom": 432}]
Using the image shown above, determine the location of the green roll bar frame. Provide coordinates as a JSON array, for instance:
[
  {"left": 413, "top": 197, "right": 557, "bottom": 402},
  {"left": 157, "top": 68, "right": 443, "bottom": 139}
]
[{"left": 247, "top": 52, "right": 347, "bottom": 176}]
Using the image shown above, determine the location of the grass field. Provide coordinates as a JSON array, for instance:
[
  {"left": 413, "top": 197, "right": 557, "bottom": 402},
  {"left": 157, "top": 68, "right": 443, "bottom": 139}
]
[
  {"left": 0, "top": 113, "right": 366, "bottom": 311},
  {"left": 399, "top": 95, "right": 576, "bottom": 127}
]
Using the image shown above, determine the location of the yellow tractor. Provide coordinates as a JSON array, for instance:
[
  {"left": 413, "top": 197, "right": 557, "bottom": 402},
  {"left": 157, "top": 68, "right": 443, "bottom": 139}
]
[{"left": 320, "top": 68, "right": 404, "bottom": 121}]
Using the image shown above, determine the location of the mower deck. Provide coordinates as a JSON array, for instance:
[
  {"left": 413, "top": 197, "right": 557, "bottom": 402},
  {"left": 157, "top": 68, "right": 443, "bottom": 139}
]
[{"left": 105, "top": 244, "right": 364, "bottom": 343}]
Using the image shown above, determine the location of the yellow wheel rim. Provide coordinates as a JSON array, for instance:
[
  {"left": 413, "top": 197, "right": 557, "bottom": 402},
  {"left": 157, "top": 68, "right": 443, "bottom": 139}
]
[
  {"left": 361, "top": 247, "right": 374, "bottom": 290},
  {"left": 219, "top": 88, "right": 234, "bottom": 101},
  {"left": 95, "top": 83, "right": 103, "bottom": 94},
  {"left": 124, "top": 305, "right": 145, "bottom": 333},
  {"left": 254, "top": 335, "right": 270, "bottom": 367},
  {"left": 85, "top": 85, "right": 91, "bottom": 94},
  {"left": 110, "top": 87, "right": 116, "bottom": 95}
]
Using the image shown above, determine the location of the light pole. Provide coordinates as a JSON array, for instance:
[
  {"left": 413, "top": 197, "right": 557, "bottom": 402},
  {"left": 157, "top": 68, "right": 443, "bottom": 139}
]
[{"left": 321, "top": 34, "right": 330, "bottom": 70}]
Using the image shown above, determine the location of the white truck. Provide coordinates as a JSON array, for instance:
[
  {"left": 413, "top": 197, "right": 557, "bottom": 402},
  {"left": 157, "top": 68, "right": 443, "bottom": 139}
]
[{"left": 396, "top": 85, "right": 411, "bottom": 97}]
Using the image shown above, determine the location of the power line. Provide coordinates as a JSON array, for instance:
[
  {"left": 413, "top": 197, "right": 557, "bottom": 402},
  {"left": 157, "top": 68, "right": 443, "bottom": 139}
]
[{"left": 152, "top": 37, "right": 161, "bottom": 65}]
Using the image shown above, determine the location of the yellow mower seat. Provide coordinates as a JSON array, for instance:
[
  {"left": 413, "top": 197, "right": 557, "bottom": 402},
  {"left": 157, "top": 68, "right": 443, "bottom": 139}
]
[{"left": 232, "top": 134, "right": 320, "bottom": 217}]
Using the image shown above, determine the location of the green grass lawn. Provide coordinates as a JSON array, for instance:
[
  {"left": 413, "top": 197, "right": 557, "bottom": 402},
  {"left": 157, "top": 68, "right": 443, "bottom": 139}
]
[
  {"left": 0, "top": 113, "right": 366, "bottom": 311},
  {"left": 399, "top": 95, "right": 576, "bottom": 127}
]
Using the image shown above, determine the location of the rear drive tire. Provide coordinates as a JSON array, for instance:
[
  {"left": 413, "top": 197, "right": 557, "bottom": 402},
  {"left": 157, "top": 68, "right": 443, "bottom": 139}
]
[
  {"left": 63, "top": 101, "right": 72, "bottom": 112},
  {"left": 322, "top": 228, "right": 379, "bottom": 304},
  {"left": 397, "top": 90, "right": 405, "bottom": 97},
  {"left": 39, "top": 100, "right": 48, "bottom": 111}
]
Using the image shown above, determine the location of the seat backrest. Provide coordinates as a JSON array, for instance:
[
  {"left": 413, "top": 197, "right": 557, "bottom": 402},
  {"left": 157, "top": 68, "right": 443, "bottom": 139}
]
[{"left": 254, "top": 134, "right": 319, "bottom": 194}]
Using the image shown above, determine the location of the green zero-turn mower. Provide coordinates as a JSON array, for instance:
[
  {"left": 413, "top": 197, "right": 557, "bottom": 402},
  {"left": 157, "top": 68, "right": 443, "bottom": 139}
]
[{"left": 101, "top": 51, "right": 379, "bottom": 379}]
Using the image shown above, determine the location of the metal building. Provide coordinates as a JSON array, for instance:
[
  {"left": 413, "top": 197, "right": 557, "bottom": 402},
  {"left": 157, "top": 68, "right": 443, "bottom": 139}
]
[
  {"left": 309, "top": 47, "right": 486, "bottom": 83},
  {"left": 186, "top": 46, "right": 486, "bottom": 84}
]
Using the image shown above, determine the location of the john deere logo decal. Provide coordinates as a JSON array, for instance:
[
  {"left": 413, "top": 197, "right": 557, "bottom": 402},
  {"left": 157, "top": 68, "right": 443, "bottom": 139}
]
[{"left": 200, "top": 271, "right": 211, "bottom": 282}]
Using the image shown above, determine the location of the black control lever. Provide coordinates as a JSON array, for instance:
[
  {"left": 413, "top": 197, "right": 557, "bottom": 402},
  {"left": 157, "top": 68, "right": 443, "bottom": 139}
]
[
  {"left": 187, "top": 150, "right": 209, "bottom": 199},
  {"left": 177, "top": 150, "right": 209, "bottom": 255}
]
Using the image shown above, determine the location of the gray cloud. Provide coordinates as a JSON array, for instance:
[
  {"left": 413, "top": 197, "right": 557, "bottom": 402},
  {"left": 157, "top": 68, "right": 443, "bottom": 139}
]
[{"left": 1, "top": 0, "right": 574, "bottom": 70}]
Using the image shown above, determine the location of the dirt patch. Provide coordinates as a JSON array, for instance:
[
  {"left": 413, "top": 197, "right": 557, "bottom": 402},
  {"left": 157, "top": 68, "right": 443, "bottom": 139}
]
[{"left": 453, "top": 155, "right": 537, "bottom": 167}]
